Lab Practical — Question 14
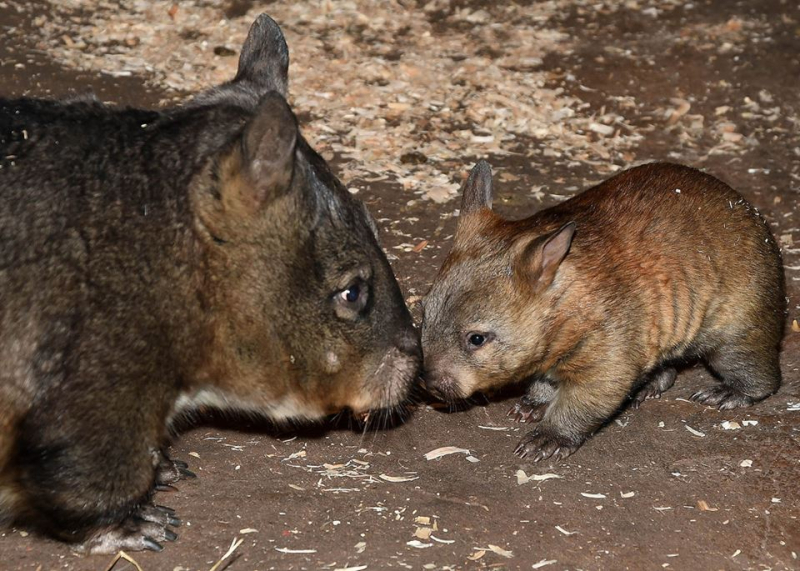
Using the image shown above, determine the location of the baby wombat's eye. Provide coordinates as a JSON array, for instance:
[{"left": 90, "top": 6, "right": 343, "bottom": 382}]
[{"left": 466, "top": 331, "right": 494, "bottom": 350}]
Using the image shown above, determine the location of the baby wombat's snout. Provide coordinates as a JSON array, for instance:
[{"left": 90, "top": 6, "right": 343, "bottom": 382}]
[{"left": 422, "top": 160, "right": 785, "bottom": 461}]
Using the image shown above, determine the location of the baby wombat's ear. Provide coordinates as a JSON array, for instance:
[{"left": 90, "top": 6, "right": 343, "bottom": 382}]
[
  {"left": 460, "top": 160, "right": 494, "bottom": 215},
  {"left": 515, "top": 222, "right": 576, "bottom": 290},
  {"left": 234, "top": 14, "right": 289, "bottom": 97}
]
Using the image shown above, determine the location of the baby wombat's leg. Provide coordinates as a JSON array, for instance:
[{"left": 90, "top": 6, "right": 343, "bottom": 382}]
[
  {"left": 632, "top": 367, "right": 677, "bottom": 409},
  {"left": 514, "top": 368, "right": 635, "bottom": 461},
  {"left": 693, "top": 339, "right": 781, "bottom": 410},
  {"left": 508, "top": 380, "right": 556, "bottom": 423}
]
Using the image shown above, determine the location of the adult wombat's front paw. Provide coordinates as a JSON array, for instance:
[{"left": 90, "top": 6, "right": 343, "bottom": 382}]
[
  {"left": 76, "top": 504, "right": 180, "bottom": 554},
  {"left": 514, "top": 428, "right": 582, "bottom": 462},
  {"left": 154, "top": 450, "right": 197, "bottom": 490}
]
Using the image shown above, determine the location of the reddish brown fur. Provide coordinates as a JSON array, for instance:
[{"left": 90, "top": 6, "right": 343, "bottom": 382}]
[{"left": 422, "top": 162, "right": 785, "bottom": 461}]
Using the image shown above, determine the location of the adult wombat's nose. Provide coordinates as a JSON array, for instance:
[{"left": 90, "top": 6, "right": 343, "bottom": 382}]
[{"left": 394, "top": 327, "right": 422, "bottom": 359}]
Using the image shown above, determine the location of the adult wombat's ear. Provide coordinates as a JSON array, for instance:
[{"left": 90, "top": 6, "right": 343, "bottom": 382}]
[
  {"left": 240, "top": 92, "right": 298, "bottom": 203},
  {"left": 234, "top": 14, "right": 289, "bottom": 97},
  {"left": 515, "top": 222, "right": 576, "bottom": 290},
  {"left": 460, "top": 160, "right": 493, "bottom": 215}
]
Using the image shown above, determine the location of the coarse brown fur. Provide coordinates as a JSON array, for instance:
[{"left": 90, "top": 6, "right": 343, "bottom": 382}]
[
  {"left": 422, "top": 161, "right": 785, "bottom": 461},
  {"left": 0, "top": 15, "right": 420, "bottom": 553}
]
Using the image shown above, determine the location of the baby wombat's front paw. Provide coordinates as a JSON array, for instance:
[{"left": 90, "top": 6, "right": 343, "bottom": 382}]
[
  {"left": 507, "top": 397, "right": 548, "bottom": 423},
  {"left": 514, "top": 428, "right": 583, "bottom": 462},
  {"left": 690, "top": 385, "right": 756, "bottom": 410}
]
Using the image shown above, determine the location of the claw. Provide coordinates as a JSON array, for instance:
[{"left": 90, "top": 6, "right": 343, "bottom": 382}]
[
  {"left": 168, "top": 516, "right": 181, "bottom": 527},
  {"left": 164, "top": 529, "right": 178, "bottom": 542},
  {"left": 179, "top": 468, "right": 197, "bottom": 479},
  {"left": 155, "top": 504, "right": 175, "bottom": 514},
  {"left": 143, "top": 537, "right": 164, "bottom": 552},
  {"left": 155, "top": 484, "right": 179, "bottom": 493}
]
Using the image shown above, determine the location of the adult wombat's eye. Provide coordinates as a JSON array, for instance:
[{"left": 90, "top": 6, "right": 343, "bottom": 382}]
[
  {"left": 334, "top": 280, "right": 369, "bottom": 319},
  {"left": 341, "top": 283, "right": 361, "bottom": 304}
]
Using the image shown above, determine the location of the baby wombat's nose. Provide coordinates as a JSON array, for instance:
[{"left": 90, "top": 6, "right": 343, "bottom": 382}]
[{"left": 422, "top": 370, "right": 453, "bottom": 402}]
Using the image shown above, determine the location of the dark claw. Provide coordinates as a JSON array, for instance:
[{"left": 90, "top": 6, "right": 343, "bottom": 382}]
[
  {"left": 155, "top": 484, "right": 179, "bottom": 493},
  {"left": 179, "top": 467, "right": 197, "bottom": 479},
  {"left": 168, "top": 516, "right": 181, "bottom": 527},
  {"left": 164, "top": 529, "right": 178, "bottom": 542},
  {"left": 155, "top": 504, "right": 175, "bottom": 514},
  {"left": 143, "top": 537, "right": 164, "bottom": 552},
  {"left": 171, "top": 459, "right": 189, "bottom": 469}
]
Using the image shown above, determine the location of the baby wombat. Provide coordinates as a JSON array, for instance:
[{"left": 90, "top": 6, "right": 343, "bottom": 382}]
[
  {"left": 422, "top": 161, "right": 785, "bottom": 461},
  {"left": 0, "top": 15, "right": 420, "bottom": 553}
]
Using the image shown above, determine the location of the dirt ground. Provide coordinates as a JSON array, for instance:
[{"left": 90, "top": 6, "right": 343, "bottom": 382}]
[{"left": 1, "top": 0, "right": 799, "bottom": 569}]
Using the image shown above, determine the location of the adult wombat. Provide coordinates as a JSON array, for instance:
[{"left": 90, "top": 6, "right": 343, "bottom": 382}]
[
  {"left": 422, "top": 161, "right": 784, "bottom": 461},
  {"left": 0, "top": 14, "right": 420, "bottom": 553}
]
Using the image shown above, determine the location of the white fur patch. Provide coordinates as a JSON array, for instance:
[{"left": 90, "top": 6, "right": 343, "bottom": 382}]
[{"left": 169, "top": 389, "right": 322, "bottom": 425}]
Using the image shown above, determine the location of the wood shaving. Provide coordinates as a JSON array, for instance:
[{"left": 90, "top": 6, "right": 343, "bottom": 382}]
[
  {"left": 274, "top": 547, "right": 317, "bottom": 554},
  {"left": 685, "top": 425, "right": 706, "bottom": 437},
  {"left": 28, "top": 0, "right": 646, "bottom": 208},
  {"left": 532, "top": 560, "right": 558, "bottom": 569},
  {"left": 555, "top": 526, "right": 576, "bottom": 536},
  {"left": 482, "top": 544, "right": 514, "bottom": 558},
  {"left": 424, "top": 446, "right": 471, "bottom": 460},
  {"left": 516, "top": 470, "right": 562, "bottom": 485},
  {"left": 406, "top": 540, "right": 432, "bottom": 549},
  {"left": 580, "top": 492, "right": 606, "bottom": 499},
  {"left": 379, "top": 473, "right": 419, "bottom": 483}
]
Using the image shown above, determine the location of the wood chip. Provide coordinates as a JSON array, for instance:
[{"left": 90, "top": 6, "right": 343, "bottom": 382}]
[
  {"left": 532, "top": 560, "right": 558, "bottom": 569},
  {"left": 238, "top": 528, "right": 258, "bottom": 534},
  {"left": 468, "top": 550, "right": 486, "bottom": 561},
  {"left": 407, "top": 540, "right": 432, "bottom": 549},
  {"left": 697, "top": 500, "right": 718, "bottom": 512},
  {"left": 411, "top": 240, "right": 428, "bottom": 253},
  {"left": 580, "top": 492, "right": 606, "bottom": 499},
  {"left": 555, "top": 526, "right": 576, "bottom": 536},
  {"left": 620, "top": 491, "right": 636, "bottom": 498},
  {"left": 414, "top": 527, "right": 433, "bottom": 540}
]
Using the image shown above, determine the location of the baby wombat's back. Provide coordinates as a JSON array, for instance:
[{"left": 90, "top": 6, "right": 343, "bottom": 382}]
[{"left": 548, "top": 162, "right": 784, "bottom": 367}]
